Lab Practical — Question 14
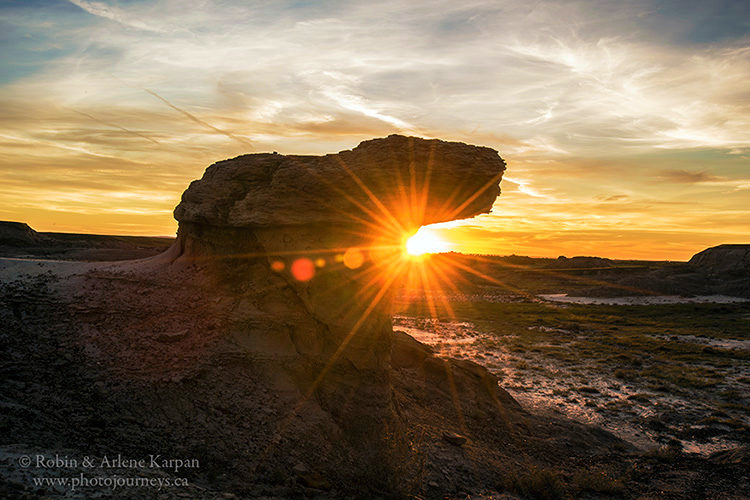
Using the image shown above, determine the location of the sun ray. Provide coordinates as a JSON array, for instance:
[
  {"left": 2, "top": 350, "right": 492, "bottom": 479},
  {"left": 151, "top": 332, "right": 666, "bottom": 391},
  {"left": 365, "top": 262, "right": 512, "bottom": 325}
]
[
  {"left": 334, "top": 155, "right": 408, "bottom": 236},
  {"left": 445, "top": 172, "right": 505, "bottom": 221},
  {"left": 416, "top": 260, "right": 440, "bottom": 321},
  {"left": 449, "top": 257, "right": 541, "bottom": 301},
  {"left": 287, "top": 169, "right": 403, "bottom": 236},
  {"left": 259, "top": 257, "right": 406, "bottom": 464},
  {"left": 461, "top": 253, "right": 661, "bottom": 297},
  {"left": 415, "top": 142, "right": 437, "bottom": 227},
  {"left": 442, "top": 358, "right": 469, "bottom": 434},
  {"left": 304, "top": 259, "right": 406, "bottom": 396},
  {"left": 422, "top": 258, "right": 462, "bottom": 320}
]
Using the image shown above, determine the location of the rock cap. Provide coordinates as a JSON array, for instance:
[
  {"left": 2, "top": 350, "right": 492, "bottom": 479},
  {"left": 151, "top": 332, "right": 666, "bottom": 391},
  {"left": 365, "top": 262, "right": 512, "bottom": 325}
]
[{"left": 174, "top": 135, "right": 505, "bottom": 232}]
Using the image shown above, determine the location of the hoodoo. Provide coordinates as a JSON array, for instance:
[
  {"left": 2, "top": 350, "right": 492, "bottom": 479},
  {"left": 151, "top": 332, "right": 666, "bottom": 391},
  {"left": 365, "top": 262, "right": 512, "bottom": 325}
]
[{"left": 167, "top": 134, "right": 509, "bottom": 454}]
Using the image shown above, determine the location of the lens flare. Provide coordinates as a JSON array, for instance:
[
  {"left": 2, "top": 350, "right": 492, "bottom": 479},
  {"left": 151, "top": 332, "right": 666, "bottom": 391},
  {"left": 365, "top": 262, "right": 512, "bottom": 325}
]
[
  {"left": 343, "top": 248, "right": 365, "bottom": 269},
  {"left": 291, "top": 258, "right": 315, "bottom": 281},
  {"left": 270, "top": 260, "right": 285, "bottom": 272}
]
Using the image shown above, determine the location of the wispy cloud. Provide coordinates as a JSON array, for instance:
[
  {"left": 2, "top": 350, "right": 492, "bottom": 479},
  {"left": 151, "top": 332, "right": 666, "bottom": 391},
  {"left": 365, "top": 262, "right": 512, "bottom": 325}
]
[
  {"left": 143, "top": 88, "right": 253, "bottom": 148},
  {"left": 66, "top": 0, "right": 168, "bottom": 33},
  {"left": 71, "top": 109, "right": 160, "bottom": 145},
  {"left": 322, "top": 89, "right": 416, "bottom": 133},
  {"left": 657, "top": 169, "right": 750, "bottom": 190},
  {"left": 658, "top": 169, "right": 725, "bottom": 183}
]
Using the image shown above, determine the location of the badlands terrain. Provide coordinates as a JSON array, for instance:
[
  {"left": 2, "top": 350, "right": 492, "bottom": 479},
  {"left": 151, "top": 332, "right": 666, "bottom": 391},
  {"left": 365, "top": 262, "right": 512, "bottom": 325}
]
[{"left": 1, "top": 136, "right": 748, "bottom": 499}]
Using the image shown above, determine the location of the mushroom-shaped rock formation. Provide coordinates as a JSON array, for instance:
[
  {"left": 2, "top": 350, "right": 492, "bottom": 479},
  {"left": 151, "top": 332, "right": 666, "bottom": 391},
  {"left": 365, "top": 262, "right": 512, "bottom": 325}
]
[
  {"left": 173, "top": 137, "right": 503, "bottom": 380},
  {"left": 174, "top": 134, "right": 504, "bottom": 231},
  {"left": 168, "top": 134, "right": 507, "bottom": 454}
]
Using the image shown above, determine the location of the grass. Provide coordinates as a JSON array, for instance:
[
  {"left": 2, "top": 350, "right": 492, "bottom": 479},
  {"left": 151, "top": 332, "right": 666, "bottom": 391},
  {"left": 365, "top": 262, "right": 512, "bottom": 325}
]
[
  {"left": 572, "top": 470, "right": 626, "bottom": 496},
  {"left": 507, "top": 467, "right": 565, "bottom": 500},
  {"left": 397, "top": 300, "right": 750, "bottom": 340},
  {"left": 396, "top": 295, "right": 749, "bottom": 452},
  {"left": 396, "top": 300, "right": 748, "bottom": 393},
  {"left": 645, "top": 445, "right": 683, "bottom": 463}
]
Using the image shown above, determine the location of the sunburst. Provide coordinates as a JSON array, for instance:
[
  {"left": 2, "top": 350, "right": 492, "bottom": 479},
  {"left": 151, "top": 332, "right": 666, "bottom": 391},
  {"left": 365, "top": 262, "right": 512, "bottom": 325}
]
[
  {"left": 258, "top": 138, "right": 668, "bottom": 469},
  {"left": 405, "top": 226, "right": 451, "bottom": 256}
]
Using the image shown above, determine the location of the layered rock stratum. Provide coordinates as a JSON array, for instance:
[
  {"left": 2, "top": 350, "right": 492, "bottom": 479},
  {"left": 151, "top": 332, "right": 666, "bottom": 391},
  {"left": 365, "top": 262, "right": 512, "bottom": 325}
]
[
  {"left": 168, "top": 135, "right": 508, "bottom": 422},
  {"left": 158, "top": 135, "right": 515, "bottom": 467}
]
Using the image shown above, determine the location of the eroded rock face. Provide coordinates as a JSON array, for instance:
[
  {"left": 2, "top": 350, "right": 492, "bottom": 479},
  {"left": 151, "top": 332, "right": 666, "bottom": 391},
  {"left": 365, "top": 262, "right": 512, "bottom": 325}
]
[
  {"left": 172, "top": 135, "right": 505, "bottom": 372},
  {"left": 0, "top": 221, "right": 42, "bottom": 246},
  {"left": 168, "top": 135, "right": 506, "bottom": 453},
  {"left": 689, "top": 244, "right": 750, "bottom": 275},
  {"left": 174, "top": 134, "right": 504, "bottom": 230}
]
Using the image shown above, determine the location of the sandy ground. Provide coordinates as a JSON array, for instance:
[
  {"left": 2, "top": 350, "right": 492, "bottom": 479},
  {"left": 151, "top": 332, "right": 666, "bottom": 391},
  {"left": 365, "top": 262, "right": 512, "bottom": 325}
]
[
  {"left": 0, "top": 255, "right": 166, "bottom": 282},
  {"left": 0, "top": 257, "right": 100, "bottom": 281}
]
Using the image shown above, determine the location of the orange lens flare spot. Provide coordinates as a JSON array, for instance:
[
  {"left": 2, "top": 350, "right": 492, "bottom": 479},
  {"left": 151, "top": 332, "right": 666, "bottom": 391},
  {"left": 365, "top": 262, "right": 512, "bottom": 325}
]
[
  {"left": 405, "top": 228, "right": 450, "bottom": 256},
  {"left": 270, "top": 260, "right": 285, "bottom": 272},
  {"left": 291, "top": 258, "right": 315, "bottom": 281},
  {"left": 343, "top": 248, "right": 365, "bottom": 269},
  {"left": 315, "top": 258, "right": 326, "bottom": 268}
]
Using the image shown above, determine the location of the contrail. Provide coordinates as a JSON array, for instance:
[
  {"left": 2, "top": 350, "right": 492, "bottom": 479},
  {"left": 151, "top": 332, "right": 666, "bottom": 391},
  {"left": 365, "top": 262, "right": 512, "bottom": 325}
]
[
  {"left": 71, "top": 109, "right": 160, "bottom": 145},
  {"left": 66, "top": 0, "right": 166, "bottom": 33},
  {"left": 0, "top": 132, "right": 147, "bottom": 164},
  {"left": 143, "top": 88, "right": 253, "bottom": 148}
]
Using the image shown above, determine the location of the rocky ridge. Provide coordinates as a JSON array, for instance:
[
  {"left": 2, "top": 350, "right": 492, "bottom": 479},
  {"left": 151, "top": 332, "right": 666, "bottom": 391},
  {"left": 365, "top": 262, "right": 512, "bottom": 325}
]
[{"left": 689, "top": 244, "right": 750, "bottom": 276}]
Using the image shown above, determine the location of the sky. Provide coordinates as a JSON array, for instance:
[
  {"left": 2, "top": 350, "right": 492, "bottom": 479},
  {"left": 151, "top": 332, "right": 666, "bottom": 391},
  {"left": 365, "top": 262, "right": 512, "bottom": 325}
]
[{"left": 0, "top": 0, "right": 748, "bottom": 260}]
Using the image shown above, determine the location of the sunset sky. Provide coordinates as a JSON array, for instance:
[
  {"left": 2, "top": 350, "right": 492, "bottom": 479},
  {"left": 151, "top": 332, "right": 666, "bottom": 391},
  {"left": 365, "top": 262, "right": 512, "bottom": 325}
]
[{"left": 1, "top": 0, "right": 748, "bottom": 260}]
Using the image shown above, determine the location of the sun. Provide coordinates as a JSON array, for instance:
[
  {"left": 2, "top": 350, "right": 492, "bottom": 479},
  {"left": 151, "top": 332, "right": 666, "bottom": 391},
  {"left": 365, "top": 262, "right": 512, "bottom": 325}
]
[{"left": 405, "top": 227, "right": 451, "bottom": 256}]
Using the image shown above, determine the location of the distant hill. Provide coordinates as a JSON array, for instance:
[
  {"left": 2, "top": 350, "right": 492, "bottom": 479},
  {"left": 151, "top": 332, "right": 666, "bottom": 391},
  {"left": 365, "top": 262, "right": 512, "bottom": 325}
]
[
  {"left": 689, "top": 244, "right": 750, "bottom": 275},
  {"left": 0, "top": 221, "right": 173, "bottom": 261},
  {"left": 0, "top": 221, "right": 42, "bottom": 246}
]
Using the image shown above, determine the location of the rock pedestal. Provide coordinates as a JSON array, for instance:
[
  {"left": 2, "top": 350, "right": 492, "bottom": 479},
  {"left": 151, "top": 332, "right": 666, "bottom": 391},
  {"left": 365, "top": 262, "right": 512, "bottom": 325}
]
[{"left": 170, "top": 134, "right": 506, "bottom": 441}]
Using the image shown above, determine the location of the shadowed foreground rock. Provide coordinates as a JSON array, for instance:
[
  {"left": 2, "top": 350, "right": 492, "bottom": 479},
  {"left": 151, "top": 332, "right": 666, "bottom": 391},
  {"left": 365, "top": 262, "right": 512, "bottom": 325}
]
[
  {"left": 171, "top": 134, "right": 506, "bottom": 376},
  {"left": 167, "top": 135, "right": 509, "bottom": 444}
]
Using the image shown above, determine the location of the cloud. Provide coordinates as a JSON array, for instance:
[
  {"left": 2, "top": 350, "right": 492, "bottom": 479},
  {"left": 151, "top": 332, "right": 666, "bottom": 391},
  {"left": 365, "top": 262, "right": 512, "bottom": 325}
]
[
  {"left": 656, "top": 169, "right": 750, "bottom": 190},
  {"left": 66, "top": 0, "right": 169, "bottom": 33},
  {"left": 143, "top": 88, "right": 253, "bottom": 148},
  {"left": 71, "top": 109, "right": 160, "bottom": 144},
  {"left": 8, "top": 0, "right": 748, "bottom": 154},
  {"left": 657, "top": 169, "right": 725, "bottom": 183},
  {"left": 321, "top": 89, "right": 416, "bottom": 132},
  {"left": 597, "top": 194, "right": 630, "bottom": 202},
  {"left": 502, "top": 176, "right": 555, "bottom": 199}
]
